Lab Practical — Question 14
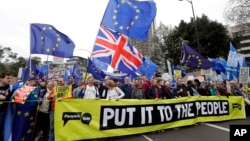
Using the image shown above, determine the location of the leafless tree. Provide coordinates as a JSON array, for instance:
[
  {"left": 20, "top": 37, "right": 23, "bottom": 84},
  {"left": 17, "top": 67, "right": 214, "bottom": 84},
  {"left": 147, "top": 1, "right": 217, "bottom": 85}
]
[{"left": 224, "top": 0, "right": 250, "bottom": 24}]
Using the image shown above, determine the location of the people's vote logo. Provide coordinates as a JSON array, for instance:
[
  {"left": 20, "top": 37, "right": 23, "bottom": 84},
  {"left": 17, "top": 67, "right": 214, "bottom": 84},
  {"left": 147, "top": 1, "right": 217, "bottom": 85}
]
[{"left": 62, "top": 112, "right": 92, "bottom": 126}]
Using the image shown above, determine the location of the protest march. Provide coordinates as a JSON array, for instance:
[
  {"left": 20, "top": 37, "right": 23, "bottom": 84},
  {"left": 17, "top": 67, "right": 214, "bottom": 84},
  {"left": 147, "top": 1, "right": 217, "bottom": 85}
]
[{"left": 0, "top": 0, "right": 250, "bottom": 141}]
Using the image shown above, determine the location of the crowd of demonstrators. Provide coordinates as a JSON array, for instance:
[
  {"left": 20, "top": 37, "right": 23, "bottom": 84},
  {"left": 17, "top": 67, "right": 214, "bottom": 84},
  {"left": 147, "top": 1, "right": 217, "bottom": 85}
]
[{"left": 2, "top": 72, "right": 250, "bottom": 141}]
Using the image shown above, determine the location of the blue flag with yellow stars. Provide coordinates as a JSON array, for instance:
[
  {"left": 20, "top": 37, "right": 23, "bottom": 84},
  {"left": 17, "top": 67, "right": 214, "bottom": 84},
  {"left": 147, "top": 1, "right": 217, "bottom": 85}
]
[
  {"left": 87, "top": 58, "right": 106, "bottom": 81},
  {"left": 101, "top": 0, "right": 157, "bottom": 41},
  {"left": 71, "top": 64, "right": 83, "bottom": 83},
  {"left": 30, "top": 23, "right": 75, "bottom": 58},
  {"left": 181, "top": 43, "right": 212, "bottom": 69},
  {"left": 138, "top": 57, "right": 158, "bottom": 79},
  {"left": 4, "top": 86, "right": 39, "bottom": 141}
]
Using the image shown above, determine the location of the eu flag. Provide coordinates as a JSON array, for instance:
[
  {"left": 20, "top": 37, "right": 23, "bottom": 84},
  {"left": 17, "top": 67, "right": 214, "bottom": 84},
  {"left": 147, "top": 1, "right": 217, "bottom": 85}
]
[
  {"left": 4, "top": 86, "right": 39, "bottom": 141},
  {"left": 211, "top": 58, "right": 226, "bottom": 74},
  {"left": 138, "top": 57, "right": 158, "bottom": 79},
  {"left": 181, "top": 43, "right": 212, "bottom": 69},
  {"left": 101, "top": 0, "right": 157, "bottom": 41},
  {"left": 92, "top": 58, "right": 109, "bottom": 71},
  {"left": 30, "top": 23, "right": 75, "bottom": 58},
  {"left": 87, "top": 58, "right": 106, "bottom": 81},
  {"left": 71, "top": 64, "right": 82, "bottom": 83}
]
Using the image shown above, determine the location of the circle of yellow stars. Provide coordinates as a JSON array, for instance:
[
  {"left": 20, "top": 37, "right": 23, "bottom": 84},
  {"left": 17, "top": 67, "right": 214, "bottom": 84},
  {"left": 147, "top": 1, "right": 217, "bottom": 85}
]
[
  {"left": 113, "top": 0, "right": 140, "bottom": 31},
  {"left": 186, "top": 54, "right": 202, "bottom": 67},
  {"left": 17, "top": 110, "right": 35, "bottom": 141},
  {"left": 40, "top": 26, "right": 61, "bottom": 53}
]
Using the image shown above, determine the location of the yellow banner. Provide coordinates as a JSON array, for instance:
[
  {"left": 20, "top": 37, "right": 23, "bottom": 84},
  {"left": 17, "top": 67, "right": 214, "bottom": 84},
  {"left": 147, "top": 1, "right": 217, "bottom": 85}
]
[
  {"left": 54, "top": 86, "right": 72, "bottom": 99},
  {"left": 55, "top": 96, "right": 245, "bottom": 141},
  {"left": 174, "top": 70, "right": 182, "bottom": 79}
]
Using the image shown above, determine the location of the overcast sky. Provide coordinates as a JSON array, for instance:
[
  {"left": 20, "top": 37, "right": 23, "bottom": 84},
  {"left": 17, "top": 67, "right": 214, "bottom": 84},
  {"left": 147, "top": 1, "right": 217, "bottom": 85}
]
[{"left": 0, "top": 0, "right": 230, "bottom": 61}]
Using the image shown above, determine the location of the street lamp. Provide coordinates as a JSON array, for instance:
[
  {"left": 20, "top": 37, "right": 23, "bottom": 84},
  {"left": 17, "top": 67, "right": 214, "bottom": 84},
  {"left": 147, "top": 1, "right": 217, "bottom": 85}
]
[{"left": 179, "top": 0, "right": 201, "bottom": 53}]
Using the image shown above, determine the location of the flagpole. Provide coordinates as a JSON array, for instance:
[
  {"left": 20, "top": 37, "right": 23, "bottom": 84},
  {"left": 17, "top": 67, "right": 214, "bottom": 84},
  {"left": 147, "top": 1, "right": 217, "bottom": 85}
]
[
  {"left": 46, "top": 55, "right": 49, "bottom": 82},
  {"left": 29, "top": 54, "right": 32, "bottom": 77},
  {"left": 29, "top": 23, "right": 32, "bottom": 78},
  {"left": 84, "top": 58, "right": 89, "bottom": 83}
]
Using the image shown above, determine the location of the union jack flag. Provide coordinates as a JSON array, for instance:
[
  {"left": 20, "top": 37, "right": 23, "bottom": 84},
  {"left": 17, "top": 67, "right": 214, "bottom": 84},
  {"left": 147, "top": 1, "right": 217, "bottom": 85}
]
[{"left": 91, "top": 25, "right": 143, "bottom": 75}]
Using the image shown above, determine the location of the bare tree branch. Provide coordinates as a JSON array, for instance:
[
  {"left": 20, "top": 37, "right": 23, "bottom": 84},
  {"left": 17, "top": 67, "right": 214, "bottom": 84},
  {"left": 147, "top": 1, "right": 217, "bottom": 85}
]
[{"left": 224, "top": 0, "right": 250, "bottom": 24}]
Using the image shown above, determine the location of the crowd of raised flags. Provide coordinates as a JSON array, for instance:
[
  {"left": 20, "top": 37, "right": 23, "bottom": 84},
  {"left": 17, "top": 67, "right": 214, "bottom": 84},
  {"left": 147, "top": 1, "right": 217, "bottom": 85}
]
[
  {"left": 1, "top": 0, "right": 250, "bottom": 140},
  {"left": 16, "top": 0, "right": 249, "bottom": 87}
]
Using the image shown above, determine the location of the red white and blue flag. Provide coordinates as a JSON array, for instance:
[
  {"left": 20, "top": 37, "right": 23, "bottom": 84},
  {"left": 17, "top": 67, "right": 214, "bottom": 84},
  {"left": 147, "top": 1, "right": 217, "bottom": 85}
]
[{"left": 91, "top": 25, "right": 143, "bottom": 75}]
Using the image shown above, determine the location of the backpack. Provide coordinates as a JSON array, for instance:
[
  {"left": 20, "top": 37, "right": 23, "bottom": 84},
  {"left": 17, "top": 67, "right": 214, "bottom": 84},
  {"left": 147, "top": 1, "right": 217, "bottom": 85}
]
[{"left": 133, "top": 88, "right": 144, "bottom": 99}]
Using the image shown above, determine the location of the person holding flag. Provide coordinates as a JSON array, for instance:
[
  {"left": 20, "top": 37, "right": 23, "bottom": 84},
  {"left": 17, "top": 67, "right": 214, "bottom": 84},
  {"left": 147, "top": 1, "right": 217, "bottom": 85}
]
[{"left": 4, "top": 77, "right": 40, "bottom": 141}]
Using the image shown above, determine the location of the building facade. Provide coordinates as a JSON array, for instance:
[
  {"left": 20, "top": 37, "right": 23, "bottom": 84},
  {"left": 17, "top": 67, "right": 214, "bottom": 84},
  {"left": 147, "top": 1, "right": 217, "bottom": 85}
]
[{"left": 228, "top": 23, "right": 250, "bottom": 62}]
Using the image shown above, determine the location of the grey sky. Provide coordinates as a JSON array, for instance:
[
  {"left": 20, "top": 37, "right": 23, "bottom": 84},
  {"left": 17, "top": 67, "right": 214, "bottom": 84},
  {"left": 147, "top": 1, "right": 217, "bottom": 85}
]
[{"left": 0, "top": 0, "right": 230, "bottom": 61}]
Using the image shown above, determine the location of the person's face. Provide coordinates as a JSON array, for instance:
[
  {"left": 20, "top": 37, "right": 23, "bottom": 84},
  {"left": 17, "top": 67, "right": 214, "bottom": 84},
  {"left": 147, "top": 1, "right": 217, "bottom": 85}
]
[
  {"left": 177, "top": 79, "right": 182, "bottom": 85},
  {"left": 0, "top": 75, "right": 12, "bottom": 85},
  {"left": 47, "top": 82, "right": 54, "bottom": 90},
  {"left": 152, "top": 79, "right": 157, "bottom": 86},
  {"left": 87, "top": 78, "right": 94, "bottom": 85},
  {"left": 125, "top": 77, "right": 130, "bottom": 83},
  {"left": 69, "top": 77, "right": 74, "bottom": 83},
  {"left": 58, "top": 79, "right": 65, "bottom": 86},
  {"left": 40, "top": 82, "right": 46, "bottom": 87},
  {"left": 165, "top": 81, "right": 170, "bottom": 87},
  {"left": 103, "top": 77, "right": 109, "bottom": 85},
  {"left": 29, "top": 80, "right": 38, "bottom": 87}
]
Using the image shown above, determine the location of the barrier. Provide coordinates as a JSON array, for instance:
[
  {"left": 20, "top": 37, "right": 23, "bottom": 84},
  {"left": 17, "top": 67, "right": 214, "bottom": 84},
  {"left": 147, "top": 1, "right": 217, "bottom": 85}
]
[{"left": 55, "top": 96, "right": 245, "bottom": 141}]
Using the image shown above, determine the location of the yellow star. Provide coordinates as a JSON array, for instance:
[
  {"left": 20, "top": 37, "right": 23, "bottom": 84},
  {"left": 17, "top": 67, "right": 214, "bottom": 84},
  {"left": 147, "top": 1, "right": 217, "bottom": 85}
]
[
  {"left": 42, "top": 27, "right": 46, "bottom": 30},
  {"left": 17, "top": 110, "right": 22, "bottom": 115},
  {"left": 121, "top": 0, "right": 125, "bottom": 4},
  {"left": 192, "top": 55, "right": 195, "bottom": 57},
  {"left": 49, "top": 26, "right": 52, "bottom": 30},
  {"left": 114, "top": 9, "right": 118, "bottom": 13},
  {"left": 112, "top": 15, "right": 117, "bottom": 19},
  {"left": 21, "top": 137, "right": 25, "bottom": 141},
  {"left": 135, "top": 9, "right": 140, "bottom": 13},
  {"left": 27, "top": 129, "right": 32, "bottom": 134},
  {"left": 46, "top": 48, "right": 50, "bottom": 52},
  {"left": 117, "top": 4, "right": 120, "bottom": 8},
  {"left": 135, "top": 15, "right": 139, "bottom": 20},
  {"left": 119, "top": 26, "right": 124, "bottom": 30},
  {"left": 196, "top": 56, "right": 199, "bottom": 59},
  {"left": 30, "top": 122, "right": 34, "bottom": 126},
  {"left": 53, "top": 48, "right": 56, "bottom": 51},
  {"left": 40, "top": 36, "right": 44, "bottom": 40},
  {"left": 30, "top": 116, "right": 34, "bottom": 121},
  {"left": 114, "top": 22, "right": 118, "bottom": 25},
  {"left": 133, "top": 5, "right": 138, "bottom": 9},
  {"left": 130, "top": 21, "right": 134, "bottom": 26},
  {"left": 56, "top": 43, "right": 59, "bottom": 47},
  {"left": 126, "top": 26, "right": 130, "bottom": 30},
  {"left": 57, "top": 37, "right": 61, "bottom": 42},
  {"left": 24, "top": 111, "right": 29, "bottom": 117}
]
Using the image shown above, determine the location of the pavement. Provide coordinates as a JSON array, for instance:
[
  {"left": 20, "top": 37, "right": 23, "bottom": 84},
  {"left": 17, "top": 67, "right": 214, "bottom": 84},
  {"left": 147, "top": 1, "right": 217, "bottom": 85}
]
[{"left": 91, "top": 116, "right": 250, "bottom": 141}]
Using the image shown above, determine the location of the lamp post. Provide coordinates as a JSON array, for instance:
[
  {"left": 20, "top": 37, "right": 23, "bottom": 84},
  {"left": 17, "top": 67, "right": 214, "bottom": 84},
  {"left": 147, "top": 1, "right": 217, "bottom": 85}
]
[{"left": 179, "top": 0, "right": 201, "bottom": 53}]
